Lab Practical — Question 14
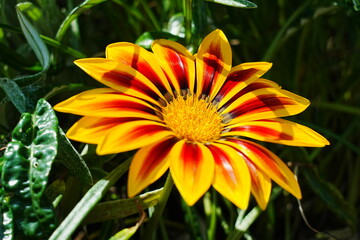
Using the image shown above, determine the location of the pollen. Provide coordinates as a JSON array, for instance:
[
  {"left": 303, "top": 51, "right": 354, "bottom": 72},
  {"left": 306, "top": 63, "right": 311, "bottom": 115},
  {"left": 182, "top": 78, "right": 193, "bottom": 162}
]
[{"left": 162, "top": 94, "right": 223, "bottom": 143}]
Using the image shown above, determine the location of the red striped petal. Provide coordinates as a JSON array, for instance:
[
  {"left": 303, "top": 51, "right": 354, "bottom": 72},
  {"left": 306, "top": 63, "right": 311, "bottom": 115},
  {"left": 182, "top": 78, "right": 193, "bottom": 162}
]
[
  {"left": 67, "top": 117, "right": 132, "bottom": 144},
  {"left": 170, "top": 141, "right": 214, "bottom": 206},
  {"left": 222, "top": 87, "right": 310, "bottom": 125},
  {"left": 74, "top": 58, "right": 165, "bottom": 105},
  {"left": 223, "top": 118, "right": 329, "bottom": 147},
  {"left": 106, "top": 42, "right": 173, "bottom": 95},
  {"left": 97, "top": 120, "right": 174, "bottom": 155},
  {"left": 196, "top": 29, "right": 232, "bottom": 100},
  {"left": 53, "top": 88, "right": 160, "bottom": 120},
  {"left": 128, "top": 137, "right": 176, "bottom": 197},
  {"left": 208, "top": 143, "right": 251, "bottom": 209},
  {"left": 215, "top": 63, "right": 273, "bottom": 108},
  {"left": 152, "top": 39, "right": 195, "bottom": 94},
  {"left": 223, "top": 138, "right": 301, "bottom": 199},
  {"left": 245, "top": 159, "right": 272, "bottom": 210}
]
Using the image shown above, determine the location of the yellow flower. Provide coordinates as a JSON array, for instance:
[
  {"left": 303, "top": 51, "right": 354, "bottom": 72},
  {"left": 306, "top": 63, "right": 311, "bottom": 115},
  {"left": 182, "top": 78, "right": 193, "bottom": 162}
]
[{"left": 54, "top": 29, "right": 329, "bottom": 209}]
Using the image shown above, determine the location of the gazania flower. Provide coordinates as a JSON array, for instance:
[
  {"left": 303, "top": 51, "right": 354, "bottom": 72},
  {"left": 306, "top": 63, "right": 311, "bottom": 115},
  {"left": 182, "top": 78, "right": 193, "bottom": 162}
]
[{"left": 54, "top": 29, "right": 329, "bottom": 209}]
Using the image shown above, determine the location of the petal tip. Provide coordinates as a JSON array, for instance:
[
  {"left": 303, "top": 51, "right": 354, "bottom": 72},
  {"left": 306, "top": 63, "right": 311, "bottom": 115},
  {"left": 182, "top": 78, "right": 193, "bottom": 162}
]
[{"left": 127, "top": 183, "right": 141, "bottom": 198}]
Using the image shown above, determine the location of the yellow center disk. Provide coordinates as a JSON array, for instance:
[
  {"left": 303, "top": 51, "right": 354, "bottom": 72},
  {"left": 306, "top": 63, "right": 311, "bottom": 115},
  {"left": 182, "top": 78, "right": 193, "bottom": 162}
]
[{"left": 162, "top": 95, "right": 223, "bottom": 143}]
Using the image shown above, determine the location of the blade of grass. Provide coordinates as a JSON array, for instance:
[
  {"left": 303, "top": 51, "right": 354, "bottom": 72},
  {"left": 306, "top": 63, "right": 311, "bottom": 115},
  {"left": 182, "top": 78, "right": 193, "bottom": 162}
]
[
  {"left": 142, "top": 173, "right": 174, "bottom": 239},
  {"left": 262, "top": 1, "right": 309, "bottom": 61},
  {"left": 0, "top": 23, "right": 85, "bottom": 59},
  {"left": 55, "top": 0, "right": 109, "bottom": 42},
  {"left": 49, "top": 157, "right": 131, "bottom": 240}
]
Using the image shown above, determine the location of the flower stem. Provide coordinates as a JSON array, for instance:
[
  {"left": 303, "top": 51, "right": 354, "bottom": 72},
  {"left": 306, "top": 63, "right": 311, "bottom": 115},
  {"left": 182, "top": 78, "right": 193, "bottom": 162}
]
[
  {"left": 226, "top": 207, "right": 262, "bottom": 240},
  {"left": 143, "top": 173, "right": 174, "bottom": 239},
  {"left": 207, "top": 190, "right": 218, "bottom": 240},
  {"left": 184, "top": 0, "right": 193, "bottom": 46}
]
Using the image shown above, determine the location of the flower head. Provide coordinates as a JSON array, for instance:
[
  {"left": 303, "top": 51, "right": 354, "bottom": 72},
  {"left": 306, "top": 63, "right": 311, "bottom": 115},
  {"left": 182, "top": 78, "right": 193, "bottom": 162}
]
[{"left": 54, "top": 29, "right": 329, "bottom": 209}]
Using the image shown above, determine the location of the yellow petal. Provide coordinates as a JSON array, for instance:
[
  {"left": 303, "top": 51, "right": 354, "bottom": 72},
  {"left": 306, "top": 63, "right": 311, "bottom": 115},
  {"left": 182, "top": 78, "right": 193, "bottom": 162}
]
[
  {"left": 152, "top": 39, "right": 196, "bottom": 94},
  {"left": 97, "top": 120, "right": 174, "bottom": 155},
  {"left": 208, "top": 143, "right": 251, "bottom": 209},
  {"left": 196, "top": 29, "right": 232, "bottom": 100},
  {"left": 128, "top": 137, "right": 176, "bottom": 197},
  {"left": 245, "top": 159, "right": 272, "bottom": 210},
  {"left": 216, "top": 62, "right": 273, "bottom": 108},
  {"left": 53, "top": 88, "right": 160, "bottom": 120},
  {"left": 170, "top": 141, "right": 214, "bottom": 206},
  {"left": 223, "top": 139, "right": 302, "bottom": 199},
  {"left": 223, "top": 118, "right": 330, "bottom": 147},
  {"left": 74, "top": 58, "right": 164, "bottom": 105},
  {"left": 106, "top": 42, "right": 174, "bottom": 96},
  {"left": 67, "top": 117, "right": 130, "bottom": 144},
  {"left": 222, "top": 87, "right": 310, "bottom": 125}
]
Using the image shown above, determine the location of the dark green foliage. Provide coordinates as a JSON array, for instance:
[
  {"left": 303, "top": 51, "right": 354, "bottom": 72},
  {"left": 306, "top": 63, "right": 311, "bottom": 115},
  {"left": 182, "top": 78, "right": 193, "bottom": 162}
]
[{"left": 1, "top": 99, "right": 58, "bottom": 239}]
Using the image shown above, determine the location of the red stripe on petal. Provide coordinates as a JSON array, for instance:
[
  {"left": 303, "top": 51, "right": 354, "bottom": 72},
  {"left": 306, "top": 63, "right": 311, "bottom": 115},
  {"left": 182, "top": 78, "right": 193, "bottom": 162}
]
[
  {"left": 229, "top": 95, "right": 295, "bottom": 119},
  {"left": 89, "top": 99, "right": 155, "bottom": 114},
  {"left": 223, "top": 81, "right": 278, "bottom": 109},
  {"left": 89, "top": 117, "right": 134, "bottom": 128},
  {"left": 163, "top": 47, "right": 190, "bottom": 90},
  {"left": 138, "top": 138, "right": 177, "bottom": 179},
  {"left": 97, "top": 120, "right": 174, "bottom": 155},
  {"left": 228, "top": 138, "right": 285, "bottom": 182},
  {"left": 180, "top": 142, "right": 204, "bottom": 167},
  {"left": 245, "top": 158, "right": 271, "bottom": 209},
  {"left": 128, "top": 124, "right": 167, "bottom": 139},
  {"left": 106, "top": 43, "right": 172, "bottom": 95},
  {"left": 128, "top": 137, "right": 174, "bottom": 197},
  {"left": 208, "top": 145, "right": 237, "bottom": 187},
  {"left": 215, "top": 68, "right": 258, "bottom": 102},
  {"left": 201, "top": 45, "right": 223, "bottom": 96},
  {"left": 127, "top": 52, "right": 169, "bottom": 94},
  {"left": 170, "top": 141, "right": 214, "bottom": 205},
  {"left": 230, "top": 125, "right": 293, "bottom": 140},
  {"left": 103, "top": 71, "right": 160, "bottom": 101}
]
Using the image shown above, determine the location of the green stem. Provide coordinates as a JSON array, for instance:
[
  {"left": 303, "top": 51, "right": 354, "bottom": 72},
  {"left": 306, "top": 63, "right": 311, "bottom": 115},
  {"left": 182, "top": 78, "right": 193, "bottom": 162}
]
[
  {"left": 139, "top": 0, "right": 161, "bottom": 31},
  {"left": 227, "top": 207, "right": 262, "bottom": 240},
  {"left": 143, "top": 173, "right": 174, "bottom": 239},
  {"left": 207, "top": 190, "right": 217, "bottom": 240},
  {"left": 49, "top": 157, "right": 132, "bottom": 240},
  {"left": 262, "top": 1, "right": 309, "bottom": 61},
  {"left": 184, "top": 0, "right": 193, "bottom": 46},
  {"left": 226, "top": 188, "right": 282, "bottom": 240}
]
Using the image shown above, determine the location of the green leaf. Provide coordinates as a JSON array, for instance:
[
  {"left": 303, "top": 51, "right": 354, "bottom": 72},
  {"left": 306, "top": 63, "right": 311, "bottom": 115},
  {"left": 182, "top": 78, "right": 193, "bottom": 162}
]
[
  {"left": 16, "top": 2, "right": 42, "bottom": 23},
  {"left": 56, "top": 127, "right": 93, "bottom": 184},
  {"left": 0, "top": 78, "right": 26, "bottom": 113},
  {"left": 0, "top": 22, "right": 86, "bottom": 59},
  {"left": 55, "top": 0, "right": 110, "bottom": 41},
  {"left": 302, "top": 167, "right": 357, "bottom": 228},
  {"left": 1, "top": 99, "right": 58, "bottom": 239},
  {"left": 83, "top": 188, "right": 163, "bottom": 224},
  {"left": 0, "top": 188, "right": 14, "bottom": 240},
  {"left": 206, "top": 0, "right": 257, "bottom": 8},
  {"left": 166, "top": 14, "right": 185, "bottom": 38},
  {"left": 135, "top": 31, "right": 180, "bottom": 49},
  {"left": 16, "top": 3, "right": 50, "bottom": 70},
  {"left": 109, "top": 224, "right": 140, "bottom": 240},
  {"left": 49, "top": 157, "right": 131, "bottom": 240}
]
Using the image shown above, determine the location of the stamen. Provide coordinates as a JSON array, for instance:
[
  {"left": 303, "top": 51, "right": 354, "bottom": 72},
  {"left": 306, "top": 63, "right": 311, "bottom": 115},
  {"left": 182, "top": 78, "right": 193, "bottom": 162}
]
[{"left": 162, "top": 94, "right": 223, "bottom": 143}]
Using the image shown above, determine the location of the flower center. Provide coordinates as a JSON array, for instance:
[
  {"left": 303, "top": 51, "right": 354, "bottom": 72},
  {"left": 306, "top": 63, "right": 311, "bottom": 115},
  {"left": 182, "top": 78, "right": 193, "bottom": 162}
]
[{"left": 162, "top": 95, "right": 223, "bottom": 143}]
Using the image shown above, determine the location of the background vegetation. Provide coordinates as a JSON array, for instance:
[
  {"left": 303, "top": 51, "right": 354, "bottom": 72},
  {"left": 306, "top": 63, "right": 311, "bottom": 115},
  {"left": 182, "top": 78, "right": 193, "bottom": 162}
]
[{"left": 0, "top": 0, "right": 359, "bottom": 239}]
